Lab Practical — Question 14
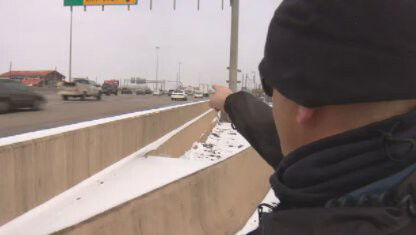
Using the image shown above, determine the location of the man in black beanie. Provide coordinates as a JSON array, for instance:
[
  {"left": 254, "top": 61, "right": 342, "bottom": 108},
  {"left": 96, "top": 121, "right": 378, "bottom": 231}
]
[{"left": 210, "top": 0, "right": 416, "bottom": 234}]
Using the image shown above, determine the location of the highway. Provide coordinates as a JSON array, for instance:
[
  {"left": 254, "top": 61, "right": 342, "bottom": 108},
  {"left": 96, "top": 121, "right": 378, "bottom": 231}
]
[{"left": 0, "top": 89, "right": 205, "bottom": 138}]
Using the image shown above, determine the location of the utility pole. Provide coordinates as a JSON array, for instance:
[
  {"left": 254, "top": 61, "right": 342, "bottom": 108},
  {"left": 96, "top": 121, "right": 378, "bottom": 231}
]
[
  {"left": 228, "top": 0, "right": 239, "bottom": 92},
  {"left": 155, "top": 46, "right": 160, "bottom": 90},
  {"left": 243, "top": 73, "right": 248, "bottom": 91},
  {"left": 69, "top": 6, "right": 74, "bottom": 82},
  {"left": 252, "top": 71, "right": 257, "bottom": 90},
  {"left": 198, "top": 73, "right": 201, "bottom": 87},
  {"left": 243, "top": 73, "right": 249, "bottom": 91},
  {"left": 9, "top": 62, "right": 12, "bottom": 79},
  {"left": 178, "top": 62, "right": 182, "bottom": 84},
  {"left": 241, "top": 73, "right": 245, "bottom": 89}
]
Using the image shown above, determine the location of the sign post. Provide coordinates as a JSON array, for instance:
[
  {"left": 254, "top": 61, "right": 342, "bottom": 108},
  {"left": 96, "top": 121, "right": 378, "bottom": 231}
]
[
  {"left": 63, "top": 0, "right": 239, "bottom": 91},
  {"left": 64, "top": 0, "right": 138, "bottom": 82}
]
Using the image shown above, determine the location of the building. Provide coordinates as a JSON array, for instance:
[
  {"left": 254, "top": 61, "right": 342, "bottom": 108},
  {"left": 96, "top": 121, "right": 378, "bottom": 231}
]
[{"left": 0, "top": 70, "right": 65, "bottom": 87}]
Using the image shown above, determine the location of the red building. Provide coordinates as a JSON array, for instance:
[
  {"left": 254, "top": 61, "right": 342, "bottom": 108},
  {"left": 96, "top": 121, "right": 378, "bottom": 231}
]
[{"left": 0, "top": 70, "right": 65, "bottom": 87}]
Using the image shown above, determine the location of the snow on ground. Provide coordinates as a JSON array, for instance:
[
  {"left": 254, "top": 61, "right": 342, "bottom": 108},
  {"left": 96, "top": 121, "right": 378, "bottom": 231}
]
[
  {"left": 181, "top": 122, "right": 250, "bottom": 162},
  {"left": 0, "top": 115, "right": 252, "bottom": 235},
  {"left": 236, "top": 190, "right": 280, "bottom": 235}
]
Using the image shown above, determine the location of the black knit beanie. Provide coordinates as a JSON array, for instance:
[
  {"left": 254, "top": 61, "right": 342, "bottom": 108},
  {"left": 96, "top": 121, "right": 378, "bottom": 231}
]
[{"left": 259, "top": 0, "right": 416, "bottom": 107}]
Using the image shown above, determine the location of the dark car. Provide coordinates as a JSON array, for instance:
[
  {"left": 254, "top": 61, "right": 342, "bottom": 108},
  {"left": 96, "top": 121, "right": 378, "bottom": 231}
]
[
  {"left": 168, "top": 89, "right": 175, "bottom": 96},
  {"left": 145, "top": 88, "right": 152, "bottom": 94},
  {"left": 0, "top": 79, "right": 46, "bottom": 113},
  {"left": 121, "top": 87, "right": 133, "bottom": 95},
  {"left": 102, "top": 83, "right": 118, "bottom": 96},
  {"left": 135, "top": 89, "right": 146, "bottom": 95}
]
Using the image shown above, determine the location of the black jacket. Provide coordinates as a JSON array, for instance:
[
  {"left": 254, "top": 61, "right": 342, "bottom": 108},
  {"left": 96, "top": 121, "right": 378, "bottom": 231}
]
[{"left": 225, "top": 92, "right": 416, "bottom": 235}]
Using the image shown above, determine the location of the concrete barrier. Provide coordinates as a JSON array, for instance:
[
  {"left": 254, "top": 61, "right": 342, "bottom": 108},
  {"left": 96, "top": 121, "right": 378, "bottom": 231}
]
[
  {"left": 149, "top": 110, "right": 218, "bottom": 158},
  {"left": 0, "top": 102, "right": 211, "bottom": 225},
  {"left": 57, "top": 148, "right": 273, "bottom": 235}
]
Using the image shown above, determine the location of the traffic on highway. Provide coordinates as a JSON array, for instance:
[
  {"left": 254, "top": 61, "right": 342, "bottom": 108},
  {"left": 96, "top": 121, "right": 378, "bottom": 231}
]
[{"left": 0, "top": 78, "right": 209, "bottom": 138}]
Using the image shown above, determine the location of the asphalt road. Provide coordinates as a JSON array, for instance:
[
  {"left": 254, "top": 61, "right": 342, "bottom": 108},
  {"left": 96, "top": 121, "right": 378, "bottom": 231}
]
[{"left": 0, "top": 89, "right": 206, "bottom": 138}]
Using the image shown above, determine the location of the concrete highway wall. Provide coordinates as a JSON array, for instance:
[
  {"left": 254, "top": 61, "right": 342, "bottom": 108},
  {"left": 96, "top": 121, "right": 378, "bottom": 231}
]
[
  {"left": 58, "top": 148, "right": 273, "bottom": 235},
  {"left": 149, "top": 110, "right": 217, "bottom": 158},
  {"left": 0, "top": 102, "right": 211, "bottom": 225}
]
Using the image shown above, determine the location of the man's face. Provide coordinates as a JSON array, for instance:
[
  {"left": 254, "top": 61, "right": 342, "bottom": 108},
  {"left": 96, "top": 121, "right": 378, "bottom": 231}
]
[{"left": 272, "top": 89, "right": 301, "bottom": 156}]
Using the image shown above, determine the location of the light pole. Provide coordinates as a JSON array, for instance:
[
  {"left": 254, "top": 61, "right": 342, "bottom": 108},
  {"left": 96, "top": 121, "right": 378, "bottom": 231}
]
[
  {"left": 69, "top": 6, "right": 74, "bottom": 82},
  {"left": 178, "top": 62, "right": 182, "bottom": 84},
  {"left": 252, "top": 71, "right": 257, "bottom": 90},
  {"left": 155, "top": 46, "right": 160, "bottom": 90},
  {"left": 9, "top": 62, "right": 12, "bottom": 79},
  {"left": 228, "top": 0, "right": 239, "bottom": 92}
]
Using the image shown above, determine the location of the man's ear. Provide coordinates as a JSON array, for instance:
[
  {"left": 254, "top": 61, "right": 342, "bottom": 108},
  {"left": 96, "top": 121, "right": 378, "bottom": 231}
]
[{"left": 296, "top": 106, "right": 316, "bottom": 124}]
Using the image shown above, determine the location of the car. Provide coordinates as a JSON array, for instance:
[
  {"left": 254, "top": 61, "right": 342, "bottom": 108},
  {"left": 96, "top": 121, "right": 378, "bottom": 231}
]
[
  {"left": 194, "top": 92, "right": 204, "bottom": 98},
  {"left": 0, "top": 79, "right": 46, "bottom": 113},
  {"left": 121, "top": 88, "right": 133, "bottom": 94},
  {"left": 153, "top": 90, "right": 163, "bottom": 96},
  {"left": 145, "top": 88, "right": 152, "bottom": 94},
  {"left": 58, "top": 79, "right": 102, "bottom": 101},
  {"left": 135, "top": 88, "right": 146, "bottom": 95},
  {"left": 168, "top": 90, "right": 175, "bottom": 96},
  {"left": 171, "top": 90, "right": 188, "bottom": 101},
  {"left": 102, "top": 83, "right": 118, "bottom": 96},
  {"left": 185, "top": 90, "right": 194, "bottom": 96}
]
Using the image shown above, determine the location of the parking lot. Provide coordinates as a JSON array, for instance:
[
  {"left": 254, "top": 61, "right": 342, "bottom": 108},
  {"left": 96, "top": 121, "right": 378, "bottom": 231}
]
[{"left": 0, "top": 88, "right": 205, "bottom": 138}]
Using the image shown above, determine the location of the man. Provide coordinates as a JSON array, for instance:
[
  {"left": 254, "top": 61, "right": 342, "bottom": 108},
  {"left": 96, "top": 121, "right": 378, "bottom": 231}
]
[{"left": 210, "top": 0, "right": 416, "bottom": 234}]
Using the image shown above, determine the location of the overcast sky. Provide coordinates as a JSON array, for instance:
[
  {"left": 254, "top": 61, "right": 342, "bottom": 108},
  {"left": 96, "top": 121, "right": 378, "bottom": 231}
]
[{"left": 0, "top": 0, "right": 281, "bottom": 87}]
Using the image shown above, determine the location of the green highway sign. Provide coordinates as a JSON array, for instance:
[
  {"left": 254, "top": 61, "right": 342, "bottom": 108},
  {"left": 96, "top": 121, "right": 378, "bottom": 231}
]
[
  {"left": 64, "top": 0, "right": 83, "bottom": 6},
  {"left": 64, "top": 0, "right": 138, "bottom": 6}
]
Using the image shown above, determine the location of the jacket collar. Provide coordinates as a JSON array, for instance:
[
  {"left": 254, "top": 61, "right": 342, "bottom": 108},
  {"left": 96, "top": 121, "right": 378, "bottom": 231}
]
[{"left": 271, "top": 110, "right": 416, "bottom": 208}]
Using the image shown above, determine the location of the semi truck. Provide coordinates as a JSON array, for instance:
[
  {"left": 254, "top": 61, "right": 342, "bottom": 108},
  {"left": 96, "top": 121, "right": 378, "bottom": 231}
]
[{"left": 102, "top": 80, "right": 120, "bottom": 96}]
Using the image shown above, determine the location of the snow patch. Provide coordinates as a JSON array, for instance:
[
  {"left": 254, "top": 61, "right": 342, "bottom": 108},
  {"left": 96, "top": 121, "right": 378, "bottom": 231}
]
[
  {"left": 181, "top": 122, "right": 249, "bottom": 162},
  {"left": 236, "top": 190, "right": 279, "bottom": 235}
]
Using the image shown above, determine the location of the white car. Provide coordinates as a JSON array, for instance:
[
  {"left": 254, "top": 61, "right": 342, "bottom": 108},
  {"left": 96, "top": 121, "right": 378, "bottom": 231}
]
[
  {"left": 171, "top": 90, "right": 188, "bottom": 101},
  {"left": 194, "top": 92, "right": 204, "bottom": 98},
  {"left": 58, "top": 79, "right": 102, "bottom": 101},
  {"left": 153, "top": 90, "right": 163, "bottom": 96}
]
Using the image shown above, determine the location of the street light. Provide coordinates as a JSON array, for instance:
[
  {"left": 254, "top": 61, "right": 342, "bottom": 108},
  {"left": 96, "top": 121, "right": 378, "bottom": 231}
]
[
  {"left": 69, "top": 6, "right": 74, "bottom": 82},
  {"left": 9, "top": 62, "right": 12, "bottom": 79},
  {"left": 178, "top": 62, "right": 182, "bottom": 84},
  {"left": 155, "top": 46, "right": 160, "bottom": 90}
]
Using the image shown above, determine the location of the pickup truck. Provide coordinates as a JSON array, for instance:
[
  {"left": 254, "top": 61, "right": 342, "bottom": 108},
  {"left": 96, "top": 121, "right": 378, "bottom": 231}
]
[{"left": 58, "top": 79, "right": 102, "bottom": 101}]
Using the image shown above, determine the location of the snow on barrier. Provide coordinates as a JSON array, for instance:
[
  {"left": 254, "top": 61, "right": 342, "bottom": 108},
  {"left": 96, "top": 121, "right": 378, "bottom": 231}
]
[
  {"left": 0, "top": 123, "right": 273, "bottom": 235},
  {"left": 0, "top": 101, "right": 212, "bottom": 226}
]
